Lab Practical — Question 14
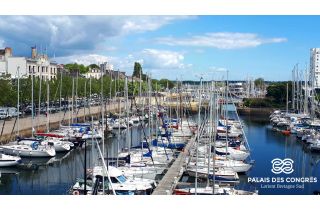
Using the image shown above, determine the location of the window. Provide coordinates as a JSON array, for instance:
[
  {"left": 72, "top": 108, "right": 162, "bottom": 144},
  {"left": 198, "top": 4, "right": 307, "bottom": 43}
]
[
  {"left": 110, "top": 177, "right": 119, "bottom": 183},
  {"left": 117, "top": 175, "right": 127, "bottom": 183}
]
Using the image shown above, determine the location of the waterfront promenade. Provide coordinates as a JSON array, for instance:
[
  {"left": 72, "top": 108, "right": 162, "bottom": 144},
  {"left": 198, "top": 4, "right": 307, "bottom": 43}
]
[{"left": 0, "top": 102, "right": 124, "bottom": 144}]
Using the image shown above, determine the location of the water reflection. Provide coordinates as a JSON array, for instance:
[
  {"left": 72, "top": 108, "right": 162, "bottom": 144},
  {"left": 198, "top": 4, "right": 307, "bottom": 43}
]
[
  {"left": 240, "top": 115, "right": 320, "bottom": 195},
  {"left": 0, "top": 116, "right": 319, "bottom": 195}
]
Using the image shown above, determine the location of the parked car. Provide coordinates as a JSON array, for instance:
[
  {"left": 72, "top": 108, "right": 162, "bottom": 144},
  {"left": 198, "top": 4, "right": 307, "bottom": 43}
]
[
  {"left": 0, "top": 108, "right": 8, "bottom": 120},
  {"left": 7, "top": 107, "right": 22, "bottom": 118}
]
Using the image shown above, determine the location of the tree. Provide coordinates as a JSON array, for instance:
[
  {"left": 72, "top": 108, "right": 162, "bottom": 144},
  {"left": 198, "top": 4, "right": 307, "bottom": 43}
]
[
  {"left": 159, "top": 79, "right": 175, "bottom": 89},
  {"left": 132, "top": 62, "right": 142, "bottom": 78},
  {"left": 254, "top": 77, "right": 264, "bottom": 90},
  {"left": 88, "top": 64, "right": 100, "bottom": 69},
  {"left": 65, "top": 63, "right": 89, "bottom": 74},
  {"left": 266, "top": 82, "right": 292, "bottom": 105}
]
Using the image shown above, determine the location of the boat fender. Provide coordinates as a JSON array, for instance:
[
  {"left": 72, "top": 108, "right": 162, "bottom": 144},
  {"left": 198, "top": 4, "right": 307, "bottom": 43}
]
[{"left": 73, "top": 190, "right": 80, "bottom": 195}]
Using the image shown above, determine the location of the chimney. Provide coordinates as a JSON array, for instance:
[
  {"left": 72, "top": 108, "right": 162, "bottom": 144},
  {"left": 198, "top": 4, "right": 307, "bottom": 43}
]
[
  {"left": 4, "top": 47, "right": 12, "bottom": 57},
  {"left": 31, "top": 46, "right": 37, "bottom": 59}
]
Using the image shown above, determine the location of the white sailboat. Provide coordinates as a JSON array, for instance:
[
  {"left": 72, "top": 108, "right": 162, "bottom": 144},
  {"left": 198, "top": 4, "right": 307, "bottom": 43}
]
[
  {"left": 1, "top": 143, "right": 56, "bottom": 157},
  {"left": 215, "top": 147, "right": 250, "bottom": 161},
  {"left": 72, "top": 166, "right": 157, "bottom": 195},
  {"left": 0, "top": 153, "right": 22, "bottom": 167}
]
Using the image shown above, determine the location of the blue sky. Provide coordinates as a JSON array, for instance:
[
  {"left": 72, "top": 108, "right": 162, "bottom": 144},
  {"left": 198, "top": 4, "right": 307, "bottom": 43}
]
[{"left": 0, "top": 16, "right": 319, "bottom": 81}]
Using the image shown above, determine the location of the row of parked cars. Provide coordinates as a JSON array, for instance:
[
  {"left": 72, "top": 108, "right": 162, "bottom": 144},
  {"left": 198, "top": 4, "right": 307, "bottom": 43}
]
[
  {"left": 0, "top": 107, "right": 22, "bottom": 120},
  {"left": 0, "top": 95, "right": 117, "bottom": 120}
]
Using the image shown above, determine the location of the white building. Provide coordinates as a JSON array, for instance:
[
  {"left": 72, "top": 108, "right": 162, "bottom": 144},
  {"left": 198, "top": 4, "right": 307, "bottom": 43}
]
[
  {"left": 100, "top": 62, "right": 114, "bottom": 75},
  {"left": 310, "top": 48, "right": 320, "bottom": 89},
  {"left": 0, "top": 47, "right": 58, "bottom": 80},
  {"left": 84, "top": 68, "right": 102, "bottom": 79}
]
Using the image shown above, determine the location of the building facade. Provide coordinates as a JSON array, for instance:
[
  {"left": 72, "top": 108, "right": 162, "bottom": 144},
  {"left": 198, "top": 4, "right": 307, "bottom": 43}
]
[
  {"left": 84, "top": 67, "right": 102, "bottom": 79},
  {"left": 310, "top": 48, "right": 320, "bottom": 89},
  {"left": 0, "top": 46, "right": 57, "bottom": 80}
]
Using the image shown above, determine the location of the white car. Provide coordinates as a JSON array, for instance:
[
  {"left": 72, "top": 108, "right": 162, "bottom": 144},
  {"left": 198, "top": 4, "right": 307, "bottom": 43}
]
[{"left": 0, "top": 109, "right": 8, "bottom": 120}]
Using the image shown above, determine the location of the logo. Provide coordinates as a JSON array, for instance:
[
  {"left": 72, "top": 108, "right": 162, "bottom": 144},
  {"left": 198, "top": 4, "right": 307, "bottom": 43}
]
[{"left": 271, "top": 158, "right": 294, "bottom": 174}]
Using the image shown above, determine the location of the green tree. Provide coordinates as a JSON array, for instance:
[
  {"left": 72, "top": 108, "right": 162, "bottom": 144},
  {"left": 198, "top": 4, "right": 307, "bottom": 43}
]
[
  {"left": 65, "top": 63, "right": 89, "bottom": 74},
  {"left": 132, "top": 62, "right": 142, "bottom": 78},
  {"left": 266, "top": 82, "right": 292, "bottom": 105},
  {"left": 88, "top": 64, "right": 100, "bottom": 69},
  {"left": 159, "top": 79, "right": 175, "bottom": 89},
  {"left": 254, "top": 77, "right": 265, "bottom": 90}
]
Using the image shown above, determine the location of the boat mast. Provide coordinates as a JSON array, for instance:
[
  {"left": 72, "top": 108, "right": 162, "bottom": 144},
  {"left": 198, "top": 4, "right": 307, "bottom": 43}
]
[
  {"left": 84, "top": 79, "right": 87, "bottom": 122},
  {"left": 296, "top": 66, "right": 299, "bottom": 113},
  {"left": 59, "top": 70, "right": 63, "bottom": 125},
  {"left": 212, "top": 81, "right": 217, "bottom": 195},
  {"left": 17, "top": 66, "right": 20, "bottom": 137},
  {"left": 207, "top": 81, "right": 213, "bottom": 187},
  {"left": 71, "top": 77, "right": 75, "bottom": 124},
  {"left": 292, "top": 67, "right": 295, "bottom": 111},
  {"left": 46, "top": 74, "right": 50, "bottom": 132},
  {"left": 195, "top": 76, "right": 203, "bottom": 195},
  {"left": 100, "top": 66, "right": 106, "bottom": 194},
  {"left": 225, "top": 70, "right": 229, "bottom": 158},
  {"left": 125, "top": 77, "right": 130, "bottom": 164},
  {"left": 38, "top": 63, "right": 42, "bottom": 130},
  {"left": 75, "top": 71, "right": 79, "bottom": 122},
  {"left": 148, "top": 74, "right": 151, "bottom": 140},
  {"left": 304, "top": 67, "right": 308, "bottom": 114},
  {"left": 89, "top": 77, "right": 94, "bottom": 167},
  {"left": 286, "top": 83, "right": 289, "bottom": 114},
  {"left": 31, "top": 66, "right": 34, "bottom": 137}
]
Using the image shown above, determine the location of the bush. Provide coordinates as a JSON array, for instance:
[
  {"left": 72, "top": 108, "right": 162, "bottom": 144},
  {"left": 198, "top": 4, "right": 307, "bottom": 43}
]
[{"left": 243, "top": 98, "right": 274, "bottom": 108}]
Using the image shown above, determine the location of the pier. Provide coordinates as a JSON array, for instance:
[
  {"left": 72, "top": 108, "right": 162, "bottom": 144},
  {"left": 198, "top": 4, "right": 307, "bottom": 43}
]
[{"left": 152, "top": 135, "right": 196, "bottom": 195}]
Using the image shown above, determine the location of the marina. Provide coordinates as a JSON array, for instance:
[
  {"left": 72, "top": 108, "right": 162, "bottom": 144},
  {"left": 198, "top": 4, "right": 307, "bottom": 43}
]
[
  {"left": 1, "top": 76, "right": 319, "bottom": 195},
  {"left": 1, "top": 16, "right": 320, "bottom": 197}
]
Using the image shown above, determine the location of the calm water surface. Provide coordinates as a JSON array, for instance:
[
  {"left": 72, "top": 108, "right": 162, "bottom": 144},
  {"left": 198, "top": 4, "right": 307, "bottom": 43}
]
[{"left": 0, "top": 115, "right": 319, "bottom": 195}]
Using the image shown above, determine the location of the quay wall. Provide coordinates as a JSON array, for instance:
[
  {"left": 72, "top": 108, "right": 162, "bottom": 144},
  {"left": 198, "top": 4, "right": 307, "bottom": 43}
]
[
  {"left": 0, "top": 102, "right": 125, "bottom": 145},
  {"left": 237, "top": 107, "right": 274, "bottom": 117}
]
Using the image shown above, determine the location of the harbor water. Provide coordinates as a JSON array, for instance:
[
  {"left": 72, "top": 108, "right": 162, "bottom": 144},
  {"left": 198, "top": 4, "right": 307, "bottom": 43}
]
[{"left": 0, "top": 115, "right": 320, "bottom": 195}]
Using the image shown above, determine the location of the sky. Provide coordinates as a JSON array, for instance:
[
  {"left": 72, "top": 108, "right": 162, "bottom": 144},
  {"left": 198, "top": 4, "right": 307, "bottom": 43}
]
[{"left": 0, "top": 16, "right": 319, "bottom": 81}]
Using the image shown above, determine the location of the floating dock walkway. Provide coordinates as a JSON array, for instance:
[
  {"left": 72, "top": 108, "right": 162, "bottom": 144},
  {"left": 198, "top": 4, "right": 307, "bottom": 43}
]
[{"left": 152, "top": 135, "right": 196, "bottom": 195}]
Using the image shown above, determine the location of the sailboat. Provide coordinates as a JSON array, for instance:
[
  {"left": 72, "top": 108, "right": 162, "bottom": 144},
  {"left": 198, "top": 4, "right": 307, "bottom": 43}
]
[
  {"left": 16, "top": 137, "right": 71, "bottom": 152},
  {"left": 0, "top": 142, "right": 56, "bottom": 157},
  {"left": 173, "top": 185, "right": 258, "bottom": 195},
  {"left": 0, "top": 153, "right": 22, "bottom": 167},
  {"left": 72, "top": 165, "right": 157, "bottom": 195}
]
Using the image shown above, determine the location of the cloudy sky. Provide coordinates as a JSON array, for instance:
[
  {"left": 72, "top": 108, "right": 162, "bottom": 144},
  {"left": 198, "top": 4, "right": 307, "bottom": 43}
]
[{"left": 0, "top": 16, "right": 319, "bottom": 80}]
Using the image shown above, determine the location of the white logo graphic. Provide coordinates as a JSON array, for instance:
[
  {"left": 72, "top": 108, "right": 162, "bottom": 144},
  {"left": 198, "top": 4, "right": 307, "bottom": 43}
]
[{"left": 271, "top": 158, "right": 294, "bottom": 174}]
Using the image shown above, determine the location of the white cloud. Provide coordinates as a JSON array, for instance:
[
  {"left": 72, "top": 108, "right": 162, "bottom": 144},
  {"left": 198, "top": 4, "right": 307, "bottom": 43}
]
[
  {"left": 0, "top": 16, "right": 192, "bottom": 56},
  {"left": 121, "top": 16, "right": 193, "bottom": 33},
  {"left": 139, "top": 48, "right": 190, "bottom": 70},
  {"left": 156, "top": 32, "right": 287, "bottom": 49},
  {"left": 56, "top": 54, "right": 113, "bottom": 66},
  {"left": 56, "top": 48, "right": 192, "bottom": 79}
]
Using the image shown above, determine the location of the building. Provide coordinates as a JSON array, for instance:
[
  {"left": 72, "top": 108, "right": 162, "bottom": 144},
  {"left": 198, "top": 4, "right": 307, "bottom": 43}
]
[
  {"left": 84, "top": 67, "right": 103, "bottom": 79},
  {"left": 0, "top": 47, "right": 13, "bottom": 77},
  {"left": 310, "top": 48, "right": 320, "bottom": 89},
  {"left": 100, "top": 61, "right": 126, "bottom": 79},
  {"left": 229, "top": 82, "right": 245, "bottom": 97},
  {"left": 100, "top": 61, "right": 114, "bottom": 75},
  {"left": 0, "top": 46, "right": 58, "bottom": 80}
]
